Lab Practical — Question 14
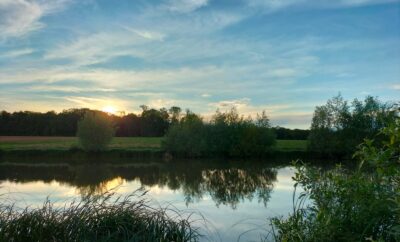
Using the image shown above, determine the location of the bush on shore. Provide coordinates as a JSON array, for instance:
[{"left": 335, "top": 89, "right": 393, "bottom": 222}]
[
  {"left": 272, "top": 119, "right": 400, "bottom": 241},
  {"left": 77, "top": 111, "right": 115, "bottom": 151},
  {"left": 163, "top": 109, "right": 276, "bottom": 157}
]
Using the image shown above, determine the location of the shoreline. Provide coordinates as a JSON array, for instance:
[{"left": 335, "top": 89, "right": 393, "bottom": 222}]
[{"left": 0, "top": 148, "right": 344, "bottom": 163}]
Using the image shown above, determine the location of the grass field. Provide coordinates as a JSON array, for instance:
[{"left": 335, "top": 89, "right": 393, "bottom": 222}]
[
  {"left": 0, "top": 136, "right": 163, "bottom": 151},
  {"left": 0, "top": 136, "right": 307, "bottom": 152},
  {"left": 274, "top": 139, "right": 308, "bottom": 152}
]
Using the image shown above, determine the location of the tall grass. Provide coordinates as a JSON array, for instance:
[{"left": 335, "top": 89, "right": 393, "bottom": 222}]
[{"left": 0, "top": 190, "right": 200, "bottom": 242}]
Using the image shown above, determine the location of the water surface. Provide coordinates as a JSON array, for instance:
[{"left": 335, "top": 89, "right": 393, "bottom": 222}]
[{"left": 0, "top": 159, "right": 302, "bottom": 241}]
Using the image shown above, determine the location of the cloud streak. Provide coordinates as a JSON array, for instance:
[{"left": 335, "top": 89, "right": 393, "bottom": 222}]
[
  {"left": 0, "top": 0, "right": 72, "bottom": 39},
  {"left": 246, "top": 0, "right": 399, "bottom": 11},
  {"left": 0, "top": 48, "right": 34, "bottom": 58},
  {"left": 166, "top": 0, "right": 208, "bottom": 13}
]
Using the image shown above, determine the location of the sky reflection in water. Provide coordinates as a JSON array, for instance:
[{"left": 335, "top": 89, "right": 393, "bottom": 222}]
[{"left": 0, "top": 160, "right": 298, "bottom": 241}]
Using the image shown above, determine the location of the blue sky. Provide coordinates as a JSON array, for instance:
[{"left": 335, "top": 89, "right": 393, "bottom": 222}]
[{"left": 0, "top": 0, "right": 399, "bottom": 128}]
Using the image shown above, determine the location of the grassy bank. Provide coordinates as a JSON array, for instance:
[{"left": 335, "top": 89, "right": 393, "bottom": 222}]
[
  {"left": 0, "top": 136, "right": 163, "bottom": 151},
  {"left": 0, "top": 136, "right": 306, "bottom": 152},
  {"left": 0, "top": 191, "right": 199, "bottom": 242},
  {"left": 0, "top": 137, "right": 310, "bottom": 161}
]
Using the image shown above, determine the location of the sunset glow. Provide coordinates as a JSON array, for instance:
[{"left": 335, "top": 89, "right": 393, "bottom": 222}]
[
  {"left": 102, "top": 106, "right": 117, "bottom": 115},
  {"left": 0, "top": 0, "right": 398, "bottom": 129}
]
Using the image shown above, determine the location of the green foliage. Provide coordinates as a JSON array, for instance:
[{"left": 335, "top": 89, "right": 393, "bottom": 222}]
[
  {"left": 162, "top": 111, "right": 208, "bottom": 157},
  {"left": 272, "top": 119, "right": 400, "bottom": 242},
  {"left": 354, "top": 118, "right": 400, "bottom": 175},
  {"left": 163, "top": 108, "right": 276, "bottom": 157},
  {"left": 0, "top": 191, "right": 199, "bottom": 242},
  {"left": 272, "top": 126, "right": 310, "bottom": 140},
  {"left": 308, "top": 94, "right": 398, "bottom": 155},
  {"left": 139, "top": 106, "right": 170, "bottom": 136},
  {"left": 0, "top": 109, "right": 88, "bottom": 136},
  {"left": 77, "top": 111, "right": 115, "bottom": 151}
]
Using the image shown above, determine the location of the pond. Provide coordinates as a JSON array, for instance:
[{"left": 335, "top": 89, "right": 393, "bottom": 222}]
[{"left": 0, "top": 159, "right": 313, "bottom": 241}]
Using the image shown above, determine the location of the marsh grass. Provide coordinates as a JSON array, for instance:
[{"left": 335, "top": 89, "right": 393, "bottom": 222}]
[{"left": 0, "top": 190, "right": 200, "bottom": 242}]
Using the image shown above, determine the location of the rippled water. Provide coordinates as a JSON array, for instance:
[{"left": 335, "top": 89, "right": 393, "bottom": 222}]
[{"left": 0, "top": 159, "right": 304, "bottom": 241}]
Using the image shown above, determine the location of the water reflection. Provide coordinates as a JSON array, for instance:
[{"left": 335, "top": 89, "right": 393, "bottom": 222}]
[{"left": 0, "top": 160, "right": 279, "bottom": 208}]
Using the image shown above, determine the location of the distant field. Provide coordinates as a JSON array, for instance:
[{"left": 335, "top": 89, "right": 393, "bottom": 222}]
[
  {"left": 0, "top": 136, "right": 163, "bottom": 151},
  {"left": 275, "top": 139, "right": 308, "bottom": 152},
  {"left": 0, "top": 136, "right": 307, "bottom": 152}
]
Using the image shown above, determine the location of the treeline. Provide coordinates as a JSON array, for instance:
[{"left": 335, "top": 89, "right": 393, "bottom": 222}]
[
  {"left": 0, "top": 106, "right": 310, "bottom": 139},
  {"left": 273, "top": 127, "right": 309, "bottom": 140},
  {"left": 0, "top": 106, "right": 171, "bottom": 137}
]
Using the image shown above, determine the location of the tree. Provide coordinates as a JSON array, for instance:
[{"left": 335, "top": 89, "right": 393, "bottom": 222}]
[
  {"left": 77, "top": 111, "right": 115, "bottom": 151},
  {"left": 163, "top": 108, "right": 276, "bottom": 157},
  {"left": 308, "top": 94, "right": 397, "bottom": 155},
  {"left": 140, "top": 108, "right": 170, "bottom": 136},
  {"left": 163, "top": 110, "right": 207, "bottom": 157},
  {"left": 256, "top": 110, "right": 271, "bottom": 128},
  {"left": 169, "top": 106, "right": 182, "bottom": 124}
]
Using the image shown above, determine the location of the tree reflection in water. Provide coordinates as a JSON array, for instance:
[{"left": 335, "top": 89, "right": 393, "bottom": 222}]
[{"left": 0, "top": 160, "right": 278, "bottom": 209}]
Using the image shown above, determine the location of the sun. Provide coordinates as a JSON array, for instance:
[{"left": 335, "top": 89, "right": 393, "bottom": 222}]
[{"left": 102, "top": 105, "right": 117, "bottom": 114}]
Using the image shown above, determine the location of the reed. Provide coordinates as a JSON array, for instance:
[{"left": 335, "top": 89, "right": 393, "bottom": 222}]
[{"left": 0, "top": 190, "right": 199, "bottom": 242}]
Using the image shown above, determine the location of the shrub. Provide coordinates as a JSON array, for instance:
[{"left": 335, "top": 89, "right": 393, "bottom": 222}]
[
  {"left": 163, "top": 111, "right": 208, "bottom": 157},
  {"left": 163, "top": 108, "right": 276, "bottom": 157},
  {"left": 272, "top": 120, "right": 400, "bottom": 241},
  {"left": 77, "top": 111, "right": 115, "bottom": 151}
]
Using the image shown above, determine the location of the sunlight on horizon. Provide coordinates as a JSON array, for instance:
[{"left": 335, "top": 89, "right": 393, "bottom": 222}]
[
  {"left": 102, "top": 105, "right": 117, "bottom": 115},
  {"left": 0, "top": 0, "right": 398, "bottom": 128}
]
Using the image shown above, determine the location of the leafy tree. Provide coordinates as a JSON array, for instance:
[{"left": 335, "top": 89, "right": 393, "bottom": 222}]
[
  {"left": 77, "top": 111, "right": 115, "bottom": 151},
  {"left": 308, "top": 94, "right": 397, "bottom": 155},
  {"left": 163, "top": 110, "right": 208, "bottom": 157},
  {"left": 114, "top": 113, "right": 141, "bottom": 136},
  {"left": 140, "top": 107, "right": 170, "bottom": 137},
  {"left": 169, "top": 106, "right": 182, "bottom": 124},
  {"left": 163, "top": 108, "right": 276, "bottom": 157},
  {"left": 256, "top": 110, "right": 271, "bottom": 128}
]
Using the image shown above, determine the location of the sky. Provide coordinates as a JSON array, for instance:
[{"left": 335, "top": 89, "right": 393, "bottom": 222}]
[{"left": 0, "top": 0, "right": 399, "bottom": 128}]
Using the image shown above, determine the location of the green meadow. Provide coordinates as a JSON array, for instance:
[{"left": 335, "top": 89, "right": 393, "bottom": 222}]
[
  {"left": 0, "top": 136, "right": 307, "bottom": 152},
  {"left": 0, "top": 137, "right": 163, "bottom": 151}
]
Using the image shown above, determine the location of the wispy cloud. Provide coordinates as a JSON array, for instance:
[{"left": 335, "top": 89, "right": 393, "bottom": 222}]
[
  {"left": 0, "top": 48, "right": 34, "bottom": 58},
  {"left": 166, "top": 0, "right": 208, "bottom": 13},
  {"left": 246, "top": 0, "right": 399, "bottom": 11},
  {"left": 64, "top": 96, "right": 128, "bottom": 111},
  {"left": 0, "top": 0, "right": 72, "bottom": 39},
  {"left": 44, "top": 31, "right": 150, "bottom": 66},
  {"left": 209, "top": 98, "right": 251, "bottom": 109},
  {"left": 392, "top": 84, "right": 400, "bottom": 90}
]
